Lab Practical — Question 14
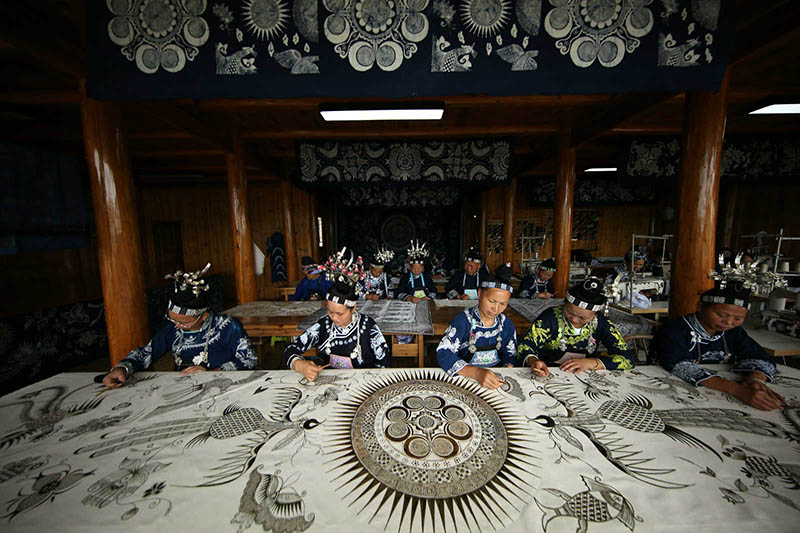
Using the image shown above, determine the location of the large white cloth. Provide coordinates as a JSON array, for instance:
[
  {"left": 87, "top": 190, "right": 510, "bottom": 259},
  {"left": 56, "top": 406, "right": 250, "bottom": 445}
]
[{"left": 1, "top": 366, "right": 798, "bottom": 531}]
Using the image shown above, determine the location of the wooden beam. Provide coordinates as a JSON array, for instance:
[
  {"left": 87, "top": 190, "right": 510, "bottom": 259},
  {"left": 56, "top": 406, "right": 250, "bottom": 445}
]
[
  {"left": 135, "top": 102, "right": 233, "bottom": 152},
  {"left": 730, "top": 1, "right": 800, "bottom": 65},
  {"left": 0, "top": 90, "right": 80, "bottom": 104},
  {"left": 226, "top": 128, "right": 257, "bottom": 304},
  {"left": 132, "top": 149, "right": 226, "bottom": 159},
  {"left": 670, "top": 70, "right": 730, "bottom": 318},
  {"left": 80, "top": 82, "right": 149, "bottom": 366},
  {"left": 243, "top": 124, "right": 557, "bottom": 140},
  {"left": 552, "top": 128, "right": 575, "bottom": 298}
]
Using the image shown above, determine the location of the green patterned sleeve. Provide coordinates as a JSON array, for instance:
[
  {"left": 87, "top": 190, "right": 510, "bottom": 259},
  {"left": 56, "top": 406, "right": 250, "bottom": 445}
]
[
  {"left": 517, "top": 311, "right": 556, "bottom": 366},
  {"left": 596, "top": 315, "right": 636, "bottom": 371}
]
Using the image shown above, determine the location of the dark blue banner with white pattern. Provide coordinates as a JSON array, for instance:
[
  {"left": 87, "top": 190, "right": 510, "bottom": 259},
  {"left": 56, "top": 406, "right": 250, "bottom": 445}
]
[{"left": 86, "top": 1, "right": 735, "bottom": 99}]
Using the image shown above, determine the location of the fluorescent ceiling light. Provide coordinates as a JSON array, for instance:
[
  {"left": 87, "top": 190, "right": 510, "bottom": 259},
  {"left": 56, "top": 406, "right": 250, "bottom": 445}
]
[
  {"left": 320, "top": 108, "right": 443, "bottom": 121},
  {"left": 749, "top": 103, "right": 800, "bottom": 114},
  {"left": 584, "top": 167, "right": 617, "bottom": 172}
]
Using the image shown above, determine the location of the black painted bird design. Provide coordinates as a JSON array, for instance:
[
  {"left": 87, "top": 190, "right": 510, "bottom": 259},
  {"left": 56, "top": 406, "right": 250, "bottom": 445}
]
[
  {"left": 232, "top": 467, "right": 315, "bottom": 532},
  {"left": 536, "top": 385, "right": 789, "bottom": 488},
  {"left": 534, "top": 475, "right": 642, "bottom": 532},
  {"left": 0, "top": 384, "right": 105, "bottom": 449},
  {"left": 75, "top": 387, "right": 320, "bottom": 487},
  {"left": 144, "top": 371, "right": 268, "bottom": 419}
]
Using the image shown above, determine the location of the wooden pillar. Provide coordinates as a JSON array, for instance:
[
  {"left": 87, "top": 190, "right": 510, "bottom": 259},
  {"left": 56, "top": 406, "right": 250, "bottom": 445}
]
[
  {"left": 479, "top": 191, "right": 488, "bottom": 261},
  {"left": 281, "top": 180, "right": 298, "bottom": 283},
  {"left": 80, "top": 82, "right": 149, "bottom": 366},
  {"left": 670, "top": 70, "right": 730, "bottom": 318},
  {"left": 309, "top": 191, "right": 319, "bottom": 263},
  {"left": 552, "top": 129, "right": 575, "bottom": 297},
  {"left": 502, "top": 178, "right": 516, "bottom": 270},
  {"left": 226, "top": 129, "right": 257, "bottom": 304}
]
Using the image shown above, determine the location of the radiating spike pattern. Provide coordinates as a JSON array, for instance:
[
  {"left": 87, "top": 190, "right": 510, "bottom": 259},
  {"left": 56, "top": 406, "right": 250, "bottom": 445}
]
[{"left": 326, "top": 370, "right": 541, "bottom": 532}]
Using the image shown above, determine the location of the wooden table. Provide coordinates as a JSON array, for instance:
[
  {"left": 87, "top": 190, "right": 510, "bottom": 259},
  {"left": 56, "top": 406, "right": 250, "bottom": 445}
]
[
  {"left": 611, "top": 300, "right": 669, "bottom": 320},
  {"left": 225, "top": 301, "right": 325, "bottom": 337},
  {"left": 743, "top": 322, "right": 800, "bottom": 357},
  {"left": 3, "top": 366, "right": 799, "bottom": 531}
]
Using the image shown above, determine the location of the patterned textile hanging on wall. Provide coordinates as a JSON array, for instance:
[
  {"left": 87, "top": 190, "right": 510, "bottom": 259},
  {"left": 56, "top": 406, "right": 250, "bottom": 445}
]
[
  {"left": 86, "top": 1, "right": 735, "bottom": 99},
  {"left": 623, "top": 136, "right": 800, "bottom": 181},
  {"left": 297, "top": 140, "right": 511, "bottom": 185}
]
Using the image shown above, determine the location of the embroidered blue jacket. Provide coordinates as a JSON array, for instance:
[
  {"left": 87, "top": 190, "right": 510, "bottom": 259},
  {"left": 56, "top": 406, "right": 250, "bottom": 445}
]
[
  {"left": 116, "top": 314, "right": 256, "bottom": 373},
  {"left": 357, "top": 272, "right": 394, "bottom": 299},
  {"left": 436, "top": 306, "right": 518, "bottom": 376},
  {"left": 518, "top": 275, "right": 554, "bottom": 299},
  {"left": 289, "top": 276, "right": 333, "bottom": 301},
  {"left": 517, "top": 306, "right": 636, "bottom": 370},
  {"left": 445, "top": 270, "right": 482, "bottom": 299},
  {"left": 284, "top": 312, "right": 390, "bottom": 369},
  {"left": 396, "top": 271, "right": 438, "bottom": 301},
  {"left": 653, "top": 313, "right": 775, "bottom": 386}
]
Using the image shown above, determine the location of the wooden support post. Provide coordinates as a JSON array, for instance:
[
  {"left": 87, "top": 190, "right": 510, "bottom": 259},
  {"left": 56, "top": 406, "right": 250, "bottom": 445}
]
[
  {"left": 479, "top": 191, "right": 488, "bottom": 261},
  {"left": 309, "top": 191, "right": 320, "bottom": 263},
  {"left": 80, "top": 82, "right": 149, "bottom": 366},
  {"left": 553, "top": 129, "right": 575, "bottom": 297},
  {"left": 670, "top": 71, "right": 730, "bottom": 318},
  {"left": 502, "top": 178, "right": 516, "bottom": 270},
  {"left": 226, "top": 128, "right": 257, "bottom": 304},
  {"left": 281, "top": 180, "right": 298, "bottom": 283}
]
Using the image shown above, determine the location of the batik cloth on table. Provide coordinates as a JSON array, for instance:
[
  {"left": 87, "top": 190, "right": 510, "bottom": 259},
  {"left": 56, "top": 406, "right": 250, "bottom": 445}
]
[
  {"left": 518, "top": 306, "right": 636, "bottom": 370},
  {"left": 433, "top": 299, "right": 477, "bottom": 308},
  {"left": 285, "top": 311, "right": 389, "bottom": 369},
  {"left": 116, "top": 313, "right": 256, "bottom": 373},
  {"left": 436, "top": 306, "right": 518, "bottom": 376},
  {"left": 2, "top": 365, "right": 800, "bottom": 532},
  {"left": 654, "top": 313, "right": 776, "bottom": 386},
  {"left": 297, "top": 300, "right": 434, "bottom": 335},
  {"left": 224, "top": 301, "right": 325, "bottom": 318}
]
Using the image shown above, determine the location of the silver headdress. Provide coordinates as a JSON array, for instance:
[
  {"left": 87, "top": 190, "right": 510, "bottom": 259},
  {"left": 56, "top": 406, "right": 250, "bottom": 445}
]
[
  {"left": 708, "top": 253, "right": 787, "bottom": 294},
  {"left": 373, "top": 246, "right": 395, "bottom": 265},
  {"left": 165, "top": 263, "right": 212, "bottom": 296},
  {"left": 320, "top": 247, "right": 366, "bottom": 287},
  {"left": 407, "top": 240, "right": 430, "bottom": 264}
]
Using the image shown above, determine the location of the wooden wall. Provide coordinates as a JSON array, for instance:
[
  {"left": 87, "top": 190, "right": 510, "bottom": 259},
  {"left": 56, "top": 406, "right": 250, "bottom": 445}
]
[
  {"left": 138, "top": 182, "right": 318, "bottom": 305},
  {"left": 482, "top": 178, "right": 657, "bottom": 273},
  {"left": 731, "top": 183, "right": 800, "bottom": 264}
]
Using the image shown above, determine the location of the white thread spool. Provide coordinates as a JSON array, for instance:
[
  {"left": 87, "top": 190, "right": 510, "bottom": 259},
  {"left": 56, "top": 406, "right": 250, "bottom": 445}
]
[
  {"left": 759, "top": 263, "right": 770, "bottom": 273},
  {"left": 768, "top": 294, "right": 787, "bottom": 311},
  {"left": 779, "top": 261, "right": 791, "bottom": 272}
]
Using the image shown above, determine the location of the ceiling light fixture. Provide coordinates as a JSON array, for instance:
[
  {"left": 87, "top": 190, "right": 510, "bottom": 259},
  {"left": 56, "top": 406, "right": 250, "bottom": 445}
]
[
  {"left": 319, "top": 102, "right": 444, "bottom": 121},
  {"left": 748, "top": 103, "right": 800, "bottom": 115},
  {"left": 584, "top": 167, "right": 617, "bottom": 172}
]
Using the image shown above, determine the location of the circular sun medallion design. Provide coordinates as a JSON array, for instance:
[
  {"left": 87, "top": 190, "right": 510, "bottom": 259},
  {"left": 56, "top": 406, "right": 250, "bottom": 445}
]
[
  {"left": 544, "top": 0, "right": 653, "bottom": 68},
  {"left": 107, "top": 0, "right": 209, "bottom": 74},
  {"left": 328, "top": 370, "right": 540, "bottom": 531}
]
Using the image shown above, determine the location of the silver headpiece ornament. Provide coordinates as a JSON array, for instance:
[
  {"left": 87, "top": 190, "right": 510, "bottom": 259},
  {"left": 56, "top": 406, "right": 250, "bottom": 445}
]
[
  {"left": 374, "top": 246, "right": 395, "bottom": 265},
  {"left": 320, "top": 247, "right": 366, "bottom": 288},
  {"left": 708, "top": 253, "right": 787, "bottom": 294},
  {"left": 165, "top": 263, "right": 212, "bottom": 296},
  {"left": 407, "top": 240, "right": 430, "bottom": 261}
]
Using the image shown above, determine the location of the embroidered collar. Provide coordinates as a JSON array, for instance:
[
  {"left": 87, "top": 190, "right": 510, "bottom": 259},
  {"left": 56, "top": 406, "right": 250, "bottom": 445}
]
[
  {"left": 469, "top": 306, "right": 499, "bottom": 329},
  {"left": 684, "top": 313, "right": 724, "bottom": 343}
]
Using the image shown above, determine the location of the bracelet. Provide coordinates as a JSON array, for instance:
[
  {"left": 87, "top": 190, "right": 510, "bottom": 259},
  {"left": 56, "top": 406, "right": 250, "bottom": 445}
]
[
  {"left": 110, "top": 365, "right": 129, "bottom": 377},
  {"left": 594, "top": 359, "right": 601, "bottom": 370}
]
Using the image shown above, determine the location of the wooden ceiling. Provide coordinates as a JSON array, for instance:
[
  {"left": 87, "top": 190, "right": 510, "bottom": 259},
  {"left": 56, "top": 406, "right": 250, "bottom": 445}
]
[{"left": 0, "top": 1, "right": 798, "bottom": 184}]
